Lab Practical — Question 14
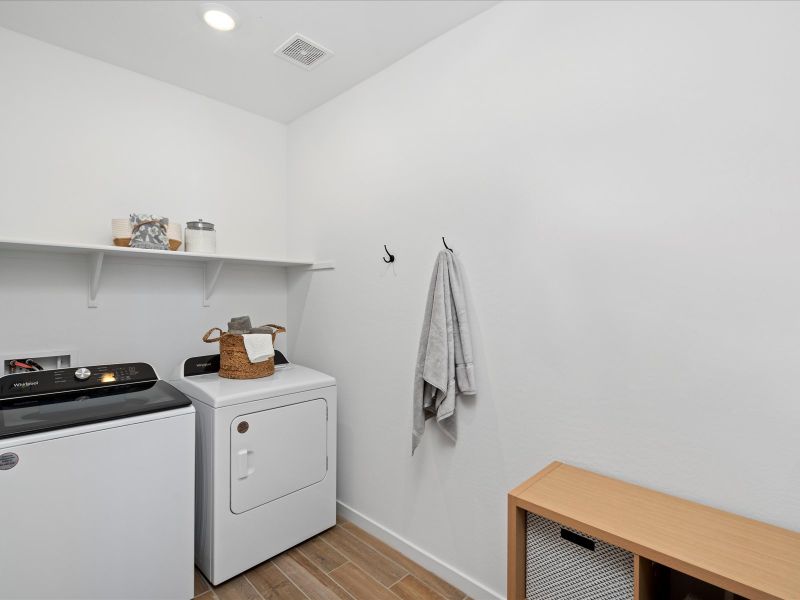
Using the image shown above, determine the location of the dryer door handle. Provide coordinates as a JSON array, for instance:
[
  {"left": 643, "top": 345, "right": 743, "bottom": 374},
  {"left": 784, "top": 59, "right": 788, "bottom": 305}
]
[{"left": 237, "top": 449, "right": 255, "bottom": 479}]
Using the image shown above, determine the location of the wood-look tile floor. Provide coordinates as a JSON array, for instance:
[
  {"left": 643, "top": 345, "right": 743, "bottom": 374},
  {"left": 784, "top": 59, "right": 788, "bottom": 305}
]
[{"left": 193, "top": 517, "right": 471, "bottom": 600}]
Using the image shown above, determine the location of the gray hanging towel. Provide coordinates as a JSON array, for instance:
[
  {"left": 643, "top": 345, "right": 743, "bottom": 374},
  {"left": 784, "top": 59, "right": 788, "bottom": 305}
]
[{"left": 412, "top": 250, "right": 476, "bottom": 455}]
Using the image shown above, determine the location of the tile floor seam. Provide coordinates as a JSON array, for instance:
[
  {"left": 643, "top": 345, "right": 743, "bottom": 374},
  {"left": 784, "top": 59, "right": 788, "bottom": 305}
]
[
  {"left": 329, "top": 578, "right": 358, "bottom": 600},
  {"left": 271, "top": 558, "right": 314, "bottom": 600},
  {"left": 427, "top": 576, "right": 453, "bottom": 600},
  {"left": 390, "top": 574, "right": 451, "bottom": 600},
  {"left": 242, "top": 573, "right": 268, "bottom": 600},
  {"left": 328, "top": 562, "right": 406, "bottom": 600},
  {"left": 332, "top": 556, "right": 408, "bottom": 600},
  {"left": 295, "top": 555, "right": 357, "bottom": 600},
  {"left": 295, "top": 541, "right": 343, "bottom": 575},
  {"left": 280, "top": 553, "right": 358, "bottom": 600},
  {"left": 381, "top": 575, "right": 408, "bottom": 600},
  {"left": 322, "top": 531, "right": 408, "bottom": 590},
  {"left": 321, "top": 569, "right": 358, "bottom": 600},
  {"left": 334, "top": 526, "right": 457, "bottom": 600},
  {"left": 318, "top": 535, "right": 361, "bottom": 569},
  {"left": 332, "top": 525, "right": 410, "bottom": 580},
  {"left": 326, "top": 560, "right": 351, "bottom": 576},
  {"left": 386, "top": 572, "right": 408, "bottom": 589},
  {"left": 316, "top": 533, "right": 343, "bottom": 557},
  {"left": 319, "top": 560, "right": 366, "bottom": 600}
]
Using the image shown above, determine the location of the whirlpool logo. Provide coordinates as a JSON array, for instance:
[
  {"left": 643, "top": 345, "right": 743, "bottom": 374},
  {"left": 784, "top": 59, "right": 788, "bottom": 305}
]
[
  {"left": 12, "top": 381, "right": 38, "bottom": 388},
  {"left": 0, "top": 453, "right": 19, "bottom": 470}
]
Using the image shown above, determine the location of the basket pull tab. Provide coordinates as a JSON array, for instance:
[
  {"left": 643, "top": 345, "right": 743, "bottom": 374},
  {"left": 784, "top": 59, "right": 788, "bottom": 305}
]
[{"left": 560, "top": 529, "right": 595, "bottom": 552}]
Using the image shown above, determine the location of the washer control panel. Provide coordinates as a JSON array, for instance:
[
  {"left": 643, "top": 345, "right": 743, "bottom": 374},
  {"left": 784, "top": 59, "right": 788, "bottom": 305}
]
[{"left": 0, "top": 363, "right": 158, "bottom": 399}]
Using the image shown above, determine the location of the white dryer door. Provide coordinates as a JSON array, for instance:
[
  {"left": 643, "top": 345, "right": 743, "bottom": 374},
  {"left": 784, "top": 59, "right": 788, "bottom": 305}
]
[{"left": 230, "top": 398, "right": 327, "bottom": 514}]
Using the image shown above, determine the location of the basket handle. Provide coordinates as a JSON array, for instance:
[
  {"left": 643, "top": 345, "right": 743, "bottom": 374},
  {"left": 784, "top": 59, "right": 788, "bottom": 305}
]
[
  {"left": 266, "top": 324, "right": 285, "bottom": 341},
  {"left": 203, "top": 327, "right": 224, "bottom": 343}
]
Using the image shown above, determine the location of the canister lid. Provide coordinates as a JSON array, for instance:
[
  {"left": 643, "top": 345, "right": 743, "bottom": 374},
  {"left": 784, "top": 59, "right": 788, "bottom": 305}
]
[{"left": 186, "top": 219, "right": 215, "bottom": 231}]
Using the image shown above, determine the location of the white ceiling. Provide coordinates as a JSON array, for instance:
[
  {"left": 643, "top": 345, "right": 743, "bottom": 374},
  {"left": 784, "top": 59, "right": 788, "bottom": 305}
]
[{"left": 0, "top": 0, "right": 498, "bottom": 123}]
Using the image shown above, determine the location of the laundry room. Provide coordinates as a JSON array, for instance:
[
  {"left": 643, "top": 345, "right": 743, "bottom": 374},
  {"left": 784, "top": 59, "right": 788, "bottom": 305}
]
[{"left": 0, "top": 2, "right": 798, "bottom": 600}]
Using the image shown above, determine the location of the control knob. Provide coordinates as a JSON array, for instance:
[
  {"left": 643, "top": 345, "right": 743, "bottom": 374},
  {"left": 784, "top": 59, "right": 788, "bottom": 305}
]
[{"left": 74, "top": 368, "right": 91, "bottom": 381}]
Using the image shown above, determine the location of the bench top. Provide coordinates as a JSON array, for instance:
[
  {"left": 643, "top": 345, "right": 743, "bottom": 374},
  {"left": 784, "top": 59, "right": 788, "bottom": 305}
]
[{"left": 509, "top": 462, "right": 800, "bottom": 600}]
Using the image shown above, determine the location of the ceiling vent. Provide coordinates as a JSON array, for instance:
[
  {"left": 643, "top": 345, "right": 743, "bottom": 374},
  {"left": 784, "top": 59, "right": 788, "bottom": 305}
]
[{"left": 274, "top": 34, "right": 333, "bottom": 70}]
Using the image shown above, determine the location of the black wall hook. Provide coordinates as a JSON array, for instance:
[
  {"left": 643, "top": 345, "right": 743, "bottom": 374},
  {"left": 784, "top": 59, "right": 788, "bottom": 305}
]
[
  {"left": 383, "top": 244, "right": 395, "bottom": 263},
  {"left": 442, "top": 237, "right": 454, "bottom": 252}
]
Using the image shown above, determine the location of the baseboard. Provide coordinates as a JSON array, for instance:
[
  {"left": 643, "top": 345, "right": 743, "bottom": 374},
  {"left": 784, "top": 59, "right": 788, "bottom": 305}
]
[{"left": 336, "top": 500, "right": 504, "bottom": 600}]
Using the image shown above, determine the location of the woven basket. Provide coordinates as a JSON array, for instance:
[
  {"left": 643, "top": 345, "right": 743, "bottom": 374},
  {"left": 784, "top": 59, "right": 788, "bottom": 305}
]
[{"left": 202, "top": 324, "right": 285, "bottom": 380}]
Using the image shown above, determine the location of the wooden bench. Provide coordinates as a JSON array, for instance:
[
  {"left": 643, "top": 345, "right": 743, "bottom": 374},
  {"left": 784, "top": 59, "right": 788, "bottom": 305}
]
[{"left": 508, "top": 462, "right": 800, "bottom": 600}]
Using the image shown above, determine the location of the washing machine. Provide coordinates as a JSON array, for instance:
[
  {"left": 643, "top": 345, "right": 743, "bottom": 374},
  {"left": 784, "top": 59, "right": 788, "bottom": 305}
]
[
  {"left": 0, "top": 362, "right": 194, "bottom": 600},
  {"left": 170, "top": 354, "right": 336, "bottom": 585}
]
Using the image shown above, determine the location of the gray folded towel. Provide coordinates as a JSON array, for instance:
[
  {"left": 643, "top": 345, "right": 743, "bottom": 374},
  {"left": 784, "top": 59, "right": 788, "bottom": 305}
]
[
  {"left": 227, "top": 316, "right": 275, "bottom": 336},
  {"left": 228, "top": 316, "right": 252, "bottom": 334},
  {"left": 250, "top": 325, "right": 275, "bottom": 335},
  {"left": 412, "top": 250, "right": 476, "bottom": 455}
]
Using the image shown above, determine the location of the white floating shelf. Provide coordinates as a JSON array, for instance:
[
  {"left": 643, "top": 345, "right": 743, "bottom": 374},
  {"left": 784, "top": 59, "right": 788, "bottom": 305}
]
[{"left": 0, "top": 238, "right": 333, "bottom": 308}]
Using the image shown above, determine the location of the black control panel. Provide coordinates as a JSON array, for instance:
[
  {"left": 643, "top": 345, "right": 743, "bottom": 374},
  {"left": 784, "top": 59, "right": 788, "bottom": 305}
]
[
  {"left": 183, "top": 354, "right": 221, "bottom": 377},
  {"left": 0, "top": 363, "right": 158, "bottom": 399},
  {"left": 183, "top": 351, "right": 288, "bottom": 377}
]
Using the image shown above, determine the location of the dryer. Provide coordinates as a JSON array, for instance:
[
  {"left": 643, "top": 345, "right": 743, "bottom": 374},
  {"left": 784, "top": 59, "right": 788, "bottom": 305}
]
[{"left": 170, "top": 355, "right": 336, "bottom": 585}]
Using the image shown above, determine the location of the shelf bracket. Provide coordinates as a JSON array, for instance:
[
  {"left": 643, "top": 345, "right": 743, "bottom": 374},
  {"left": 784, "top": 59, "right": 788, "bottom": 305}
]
[
  {"left": 88, "top": 251, "right": 104, "bottom": 308},
  {"left": 203, "top": 260, "right": 224, "bottom": 307},
  {"left": 307, "top": 261, "right": 335, "bottom": 271}
]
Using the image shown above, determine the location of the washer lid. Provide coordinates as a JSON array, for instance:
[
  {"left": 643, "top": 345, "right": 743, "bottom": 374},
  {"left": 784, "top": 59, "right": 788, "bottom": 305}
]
[
  {"left": 0, "top": 380, "right": 191, "bottom": 440},
  {"left": 171, "top": 362, "right": 335, "bottom": 408}
]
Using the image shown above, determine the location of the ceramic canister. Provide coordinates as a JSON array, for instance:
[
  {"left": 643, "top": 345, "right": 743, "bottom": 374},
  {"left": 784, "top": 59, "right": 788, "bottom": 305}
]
[{"left": 185, "top": 219, "right": 216, "bottom": 253}]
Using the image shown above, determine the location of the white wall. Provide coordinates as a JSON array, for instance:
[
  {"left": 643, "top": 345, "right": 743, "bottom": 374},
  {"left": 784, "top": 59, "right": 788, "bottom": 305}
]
[
  {"left": 287, "top": 1, "right": 800, "bottom": 597},
  {"left": 0, "top": 252, "right": 288, "bottom": 378},
  {"left": 0, "top": 28, "right": 290, "bottom": 376},
  {"left": 0, "top": 27, "right": 287, "bottom": 255}
]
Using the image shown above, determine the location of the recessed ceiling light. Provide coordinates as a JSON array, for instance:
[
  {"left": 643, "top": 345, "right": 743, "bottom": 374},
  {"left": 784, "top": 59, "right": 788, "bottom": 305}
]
[{"left": 202, "top": 5, "right": 236, "bottom": 32}]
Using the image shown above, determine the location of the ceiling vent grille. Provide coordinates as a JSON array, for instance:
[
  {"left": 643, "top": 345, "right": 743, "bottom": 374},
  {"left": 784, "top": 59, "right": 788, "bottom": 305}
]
[{"left": 274, "top": 34, "right": 333, "bottom": 70}]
